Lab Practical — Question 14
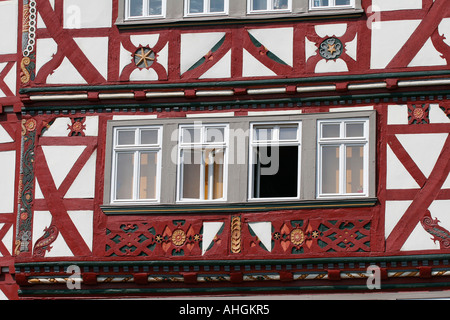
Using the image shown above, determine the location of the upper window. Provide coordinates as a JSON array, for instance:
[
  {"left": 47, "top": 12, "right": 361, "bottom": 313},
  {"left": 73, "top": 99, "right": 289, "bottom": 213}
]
[
  {"left": 317, "top": 118, "right": 369, "bottom": 198},
  {"left": 126, "top": 0, "right": 165, "bottom": 19},
  {"left": 111, "top": 126, "right": 162, "bottom": 203},
  {"left": 177, "top": 124, "right": 229, "bottom": 202},
  {"left": 310, "top": 0, "right": 354, "bottom": 9},
  {"left": 248, "top": 0, "right": 291, "bottom": 13},
  {"left": 249, "top": 122, "right": 301, "bottom": 200},
  {"left": 185, "top": 0, "right": 228, "bottom": 16}
]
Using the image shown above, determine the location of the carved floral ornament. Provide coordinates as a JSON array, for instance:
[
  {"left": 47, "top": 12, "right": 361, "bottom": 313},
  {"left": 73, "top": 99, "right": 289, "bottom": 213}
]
[
  {"left": 134, "top": 46, "right": 156, "bottom": 69},
  {"left": 319, "top": 37, "right": 343, "bottom": 60}
]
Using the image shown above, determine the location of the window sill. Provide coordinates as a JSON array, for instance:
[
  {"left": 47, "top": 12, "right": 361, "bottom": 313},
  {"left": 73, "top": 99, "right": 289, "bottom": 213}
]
[
  {"left": 116, "top": 8, "right": 364, "bottom": 29},
  {"left": 101, "top": 197, "right": 377, "bottom": 215}
]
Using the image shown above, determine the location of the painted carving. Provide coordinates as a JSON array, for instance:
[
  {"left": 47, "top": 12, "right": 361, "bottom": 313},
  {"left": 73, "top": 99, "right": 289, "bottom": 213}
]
[
  {"left": 68, "top": 117, "right": 87, "bottom": 137},
  {"left": 33, "top": 225, "right": 59, "bottom": 257},
  {"left": 421, "top": 210, "right": 450, "bottom": 249},
  {"left": 134, "top": 47, "right": 156, "bottom": 69},
  {"left": 319, "top": 38, "right": 343, "bottom": 60},
  {"left": 230, "top": 215, "right": 242, "bottom": 254},
  {"left": 408, "top": 104, "right": 430, "bottom": 124}
]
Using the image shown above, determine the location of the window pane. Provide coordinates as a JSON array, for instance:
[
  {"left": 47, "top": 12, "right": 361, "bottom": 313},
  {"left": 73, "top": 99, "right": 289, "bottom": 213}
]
[
  {"left": 252, "top": 0, "right": 267, "bottom": 10},
  {"left": 273, "top": 0, "right": 288, "bottom": 9},
  {"left": 346, "top": 146, "right": 364, "bottom": 193},
  {"left": 313, "top": 0, "right": 329, "bottom": 6},
  {"left": 255, "top": 127, "right": 273, "bottom": 141},
  {"left": 182, "top": 149, "right": 202, "bottom": 199},
  {"left": 321, "top": 146, "right": 340, "bottom": 194},
  {"left": 204, "top": 149, "right": 224, "bottom": 200},
  {"left": 279, "top": 126, "right": 298, "bottom": 140},
  {"left": 322, "top": 123, "right": 340, "bottom": 138},
  {"left": 335, "top": 0, "right": 350, "bottom": 5},
  {"left": 117, "top": 130, "right": 135, "bottom": 145},
  {"left": 206, "top": 127, "right": 225, "bottom": 143},
  {"left": 140, "top": 129, "right": 159, "bottom": 145},
  {"left": 115, "top": 153, "right": 134, "bottom": 200},
  {"left": 346, "top": 123, "right": 364, "bottom": 138},
  {"left": 149, "top": 0, "right": 162, "bottom": 15},
  {"left": 129, "top": 0, "right": 144, "bottom": 16},
  {"left": 210, "top": 0, "right": 224, "bottom": 12},
  {"left": 189, "top": 0, "right": 204, "bottom": 13},
  {"left": 139, "top": 152, "right": 157, "bottom": 200},
  {"left": 182, "top": 127, "right": 201, "bottom": 144},
  {"left": 253, "top": 146, "right": 298, "bottom": 198}
]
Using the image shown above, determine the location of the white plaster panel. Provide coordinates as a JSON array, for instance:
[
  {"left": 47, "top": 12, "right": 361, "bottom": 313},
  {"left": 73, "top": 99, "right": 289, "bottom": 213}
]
[
  {"left": 428, "top": 200, "right": 450, "bottom": 231},
  {"left": 386, "top": 145, "right": 420, "bottom": 190},
  {"left": 42, "top": 117, "right": 71, "bottom": 137},
  {"left": 0, "top": 125, "right": 13, "bottom": 144},
  {"left": 112, "top": 115, "right": 158, "bottom": 120},
  {"left": 63, "top": 0, "right": 112, "bottom": 28},
  {"left": 130, "top": 68, "right": 158, "bottom": 81},
  {"left": 329, "top": 106, "right": 373, "bottom": 112},
  {"left": 84, "top": 116, "right": 99, "bottom": 136},
  {"left": 42, "top": 145, "right": 86, "bottom": 189},
  {"left": 68, "top": 210, "right": 93, "bottom": 251},
  {"left": 45, "top": 233, "right": 73, "bottom": 257},
  {"left": 34, "top": 179, "right": 44, "bottom": 199},
  {"left": 130, "top": 34, "right": 160, "bottom": 48},
  {"left": 401, "top": 222, "right": 440, "bottom": 251},
  {"left": 371, "top": 20, "right": 421, "bottom": 69},
  {"left": 409, "top": 38, "right": 447, "bottom": 67},
  {"left": 315, "top": 58, "right": 348, "bottom": 73},
  {"left": 443, "top": 173, "right": 450, "bottom": 189},
  {"left": 248, "top": 222, "right": 272, "bottom": 252},
  {"left": 202, "top": 222, "right": 223, "bottom": 255},
  {"left": 305, "top": 37, "right": 317, "bottom": 61},
  {"left": 248, "top": 28, "right": 293, "bottom": 67},
  {"left": 36, "top": 38, "right": 58, "bottom": 76},
  {"left": 371, "top": 0, "right": 422, "bottom": 11},
  {"left": 0, "top": 289, "right": 7, "bottom": 300},
  {"left": 0, "top": 224, "right": 3, "bottom": 257},
  {"left": 74, "top": 37, "right": 109, "bottom": 80},
  {"left": 0, "top": 151, "right": 16, "bottom": 213},
  {"left": 64, "top": 150, "right": 96, "bottom": 199},
  {"left": 33, "top": 211, "right": 73, "bottom": 257},
  {"left": 1, "top": 224, "right": 13, "bottom": 256},
  {"left": 396, "top": 133, "right": 448, "bottom": 178},
  {"left": 439, "top": 18, "right": 450, "bottom": 47},
  {"left": 47, "top": 57, "right": 87, "bottom": 84},
  {"left": 429, "top": 104, "right": 450, "bottom": 124},
  {"left": 315, "top": 24, "right": 347, "bottom": 38},
  {"left": 158, "top": 43, "right": 169, "bottom": 73},
  {"left": 120, "top": 43, "right": 133, "bottom": 76},
  {"left": 0, "top": 1, "right": 18, "bottom": 55},
  {"left": 387, "top": 104, "right": 408, "bottom": 125},
  {"left": 242, "top": 49, "right": 277, "bottom": 77},
  {"left": 385, "top": 200, "right": 412, "bottom": 239},
  {"left": 345, "top": 33, "right": 357, "bottom": 61},
  {"left": 3, "top": 62, "right": 16, "bottom": 95},
  {"left": 180, "top": 32, "right": 226, "bottom": 74},
  {"left": 200, "top": 50, "right": 231, "bottom": 79}
]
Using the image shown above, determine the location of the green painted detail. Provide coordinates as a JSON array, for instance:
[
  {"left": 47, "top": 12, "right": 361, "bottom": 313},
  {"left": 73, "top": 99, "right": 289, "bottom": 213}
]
[
  {"left": 247, "top": 32, "right": 288, "bottom": 66},
  {"left": 186, "top": 35, "right": 227, "bottom": 72}
]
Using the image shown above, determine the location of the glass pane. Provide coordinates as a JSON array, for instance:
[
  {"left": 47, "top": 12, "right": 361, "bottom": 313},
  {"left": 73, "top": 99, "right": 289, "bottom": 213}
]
[
  {"left": 115, "top": 153, "right": 134, "bottom": 200},
  {"left": 206, "top": 127, "right": 225, "bottom": 143},
  {"left": 322, "top": 123, "right": 340, "bottom": 138},
  {"left": 346, "top": 146, "right": 364, "bottom": 193},
  {"left": 189, "top": 0, "right": 204, "bottom": 13},
  {"left": 279, "top": 126, "right": 298, "bottom": 140},
  {"left": 210, "top": 0, "right": 224, "bottom": 12},
  {"left": 335, "top": 0, "right": 350, "bottom": 5},
  {"left": 182, "top": 149, "right": 201, "bottom": 199},
  {"left": 140, "top": 129, "right": 159, "bottom": 145},
  {"left": 117, "top": 130, "right": 135, "bottom": 145},
  {"left": 255, "top": 127, "right": 273, "bottom": 141},
  {"left": 252, "top": 0, "right": 267, "bottom": 10},
  {"left": 346, "top": 123, "right": 364, "bottom": 138},
  {"left": 139, "top": 152, "right": 157, "bottom": 200},
  {"left": 129, "top": 0, "right": 144, "bottom": 16},
  {"left": 149, "top": 0, "right": 162, "bottom": 15},
  {"left": 321, "top": 146, "right": 340, "bottom": 194},
  {"left": 313, "top": 0, "right": 329, "bottom": 7},
  {"left": 182, "top": 127, "right": 201, "bottom": 144},
  {"left": 204, "top": 149, "right": 224, "bottom": 200},
  {"left": 273, "top": 0, "right": 288, "bottom": 9}
]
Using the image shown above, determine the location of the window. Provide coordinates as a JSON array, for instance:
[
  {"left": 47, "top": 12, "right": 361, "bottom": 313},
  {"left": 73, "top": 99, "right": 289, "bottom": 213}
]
[
  {"left": 185, "top": 0, "right": 228, "bottom": 16},
  {"left": 317, "top": 118, "right": 369, "bottom": 198},
  {"left": 310, "top": 0, "right": 354, "bottom": 9},
  {"left": 249, "top": 122, "right": 301, "bottom": 200},
  {"left": 111, "top": 126, "right": 162, "bottom": 203},
  {"left": 126, "top": 0, "right": 165, "bottom": 19},
  {"left": 248, "top": 0, "right": 291, "bottom": 13},
  {"left": 177, "top": 124, "right": 228, "bottom": 202}
]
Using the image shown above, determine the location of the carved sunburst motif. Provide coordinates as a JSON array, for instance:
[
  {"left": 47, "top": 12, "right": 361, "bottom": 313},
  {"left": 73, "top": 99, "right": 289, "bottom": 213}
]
[{"left": 134, "top": 47, "right": 156, "bottom": 69}]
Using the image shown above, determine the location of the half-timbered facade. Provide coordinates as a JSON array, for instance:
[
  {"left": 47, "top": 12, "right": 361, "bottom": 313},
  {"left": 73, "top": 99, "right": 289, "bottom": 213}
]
[{"left": 0, "top": 0, "right": 450, "bottom": 299}]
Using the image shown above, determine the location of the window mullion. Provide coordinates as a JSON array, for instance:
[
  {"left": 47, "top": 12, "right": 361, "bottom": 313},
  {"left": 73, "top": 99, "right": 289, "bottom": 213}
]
[{"left": 133, "top": 150, "right": 140, "bottom": 201}]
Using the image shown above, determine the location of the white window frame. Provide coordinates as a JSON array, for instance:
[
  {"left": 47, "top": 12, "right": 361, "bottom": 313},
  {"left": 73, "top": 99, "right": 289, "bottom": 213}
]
[
  {"left": 184, "top": 0, "right": 229, "bottom": 17},
  {"left": 125, "top": 0, "right": 166, "bottom": 20},
  {"left": 310, "top": 0, "right": 355, "bottom": 10},
  {"left": 248, "top": 121, "right": 302, "bottom": 201},
  {"left": 110, "top": 125, "right": 163, "bottom": 204},
  {"left": 248, "top": 0, "right": 292, "bottom": 14},
  {"left": 316, "top": 118, "right": 369, "bottom": 199},
  {"left": 177, "top": 123, "right": 229, "bottom": 203}
]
